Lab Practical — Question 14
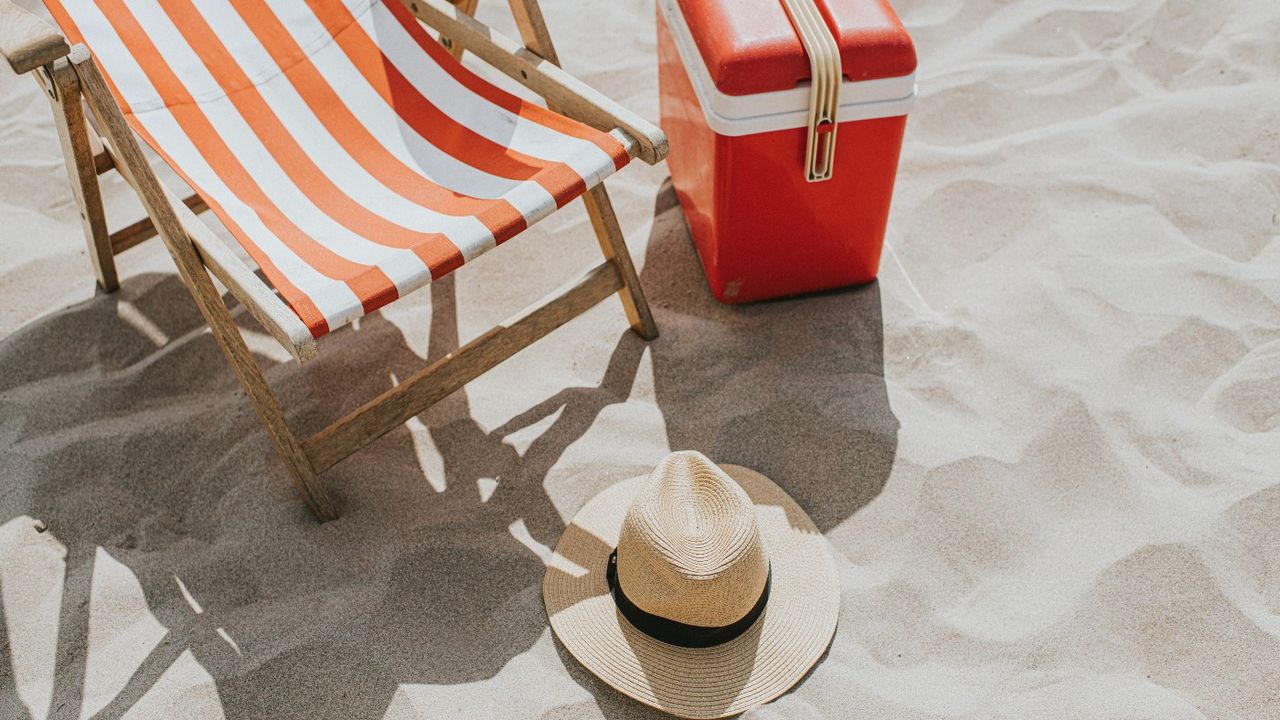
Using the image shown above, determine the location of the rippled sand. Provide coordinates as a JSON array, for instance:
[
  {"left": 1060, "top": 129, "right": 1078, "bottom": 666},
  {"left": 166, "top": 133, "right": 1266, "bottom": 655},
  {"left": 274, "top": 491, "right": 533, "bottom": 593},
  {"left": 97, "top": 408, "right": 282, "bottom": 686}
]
[{"left": 1, "top": 0, "right": 1277, "bottom": 717}]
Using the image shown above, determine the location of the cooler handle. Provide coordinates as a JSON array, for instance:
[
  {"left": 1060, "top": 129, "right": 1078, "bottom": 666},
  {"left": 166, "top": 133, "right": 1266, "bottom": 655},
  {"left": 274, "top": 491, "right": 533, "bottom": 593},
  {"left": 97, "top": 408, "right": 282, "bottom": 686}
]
[{"left": 779, "top": 0, "right": 842, "bottom": 182}]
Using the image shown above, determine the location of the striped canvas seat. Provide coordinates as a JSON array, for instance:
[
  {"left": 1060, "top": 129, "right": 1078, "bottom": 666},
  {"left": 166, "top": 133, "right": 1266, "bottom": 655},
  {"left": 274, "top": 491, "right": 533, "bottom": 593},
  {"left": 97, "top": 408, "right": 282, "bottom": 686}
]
[{"left": 46, "top": 0, "right": 632, "bottom": 337}]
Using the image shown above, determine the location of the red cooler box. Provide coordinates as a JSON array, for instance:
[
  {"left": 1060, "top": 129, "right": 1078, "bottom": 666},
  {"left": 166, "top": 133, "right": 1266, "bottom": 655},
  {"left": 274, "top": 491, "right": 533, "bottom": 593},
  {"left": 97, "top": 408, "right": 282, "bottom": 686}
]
[{"left": 657, "top": 0, "right": 917, "bottom": 302}]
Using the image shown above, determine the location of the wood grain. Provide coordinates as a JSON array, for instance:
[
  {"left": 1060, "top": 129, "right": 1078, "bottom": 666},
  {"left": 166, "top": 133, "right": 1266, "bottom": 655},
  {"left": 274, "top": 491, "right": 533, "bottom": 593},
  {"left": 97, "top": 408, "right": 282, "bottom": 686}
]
[
  {"left": 43, "top": 59, "right": 117, "bottom": 291},
  {"left": 439, "top": 0, "right": 478, "bottom": 59},
  {"left": 109, "top": 193, "right": 208, "bottom": 255},
  {"left": 0, "top": 0, "right": 68, "bottom": 74},
  {"left": 506, "top": 0, "right": 558, "bottom": 64},
  {"left": 303, "top": 260, "right": 624, "bottom": 473},
  {"left": 582, "top": 185, "right": 658, "bottom": 339}
]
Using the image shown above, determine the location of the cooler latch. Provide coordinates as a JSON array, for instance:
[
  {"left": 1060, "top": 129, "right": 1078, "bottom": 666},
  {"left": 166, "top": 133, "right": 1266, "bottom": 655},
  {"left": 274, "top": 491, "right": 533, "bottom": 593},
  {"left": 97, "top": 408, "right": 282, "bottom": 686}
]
[{"left": 779, "top": 0, "right": 842, "bottom": 182}]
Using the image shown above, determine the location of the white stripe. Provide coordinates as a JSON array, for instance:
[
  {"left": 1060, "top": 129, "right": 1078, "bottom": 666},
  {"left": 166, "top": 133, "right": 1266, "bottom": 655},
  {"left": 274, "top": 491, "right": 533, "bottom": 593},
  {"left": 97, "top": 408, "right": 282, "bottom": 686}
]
[
  {"left": 116, "top": 0, "right": 450, "bottom": 285},
  {"left": 139, "top": 110, "right": 368, "bottom": 330},
  {"left": 136, "top": 0, "right": 497, "bottom": 262},
  {"left": 276, "top": 3, "right": 565, "bottom": 224},
  {"left": 63, "top": 0, "right": 628, "bottom": 333},
  {"left": 362, "top": 2, "right": 611, "bottom": 171},
  {"left": 67, "top": 0, "right": 363, "bottom": 330},
  {"left": 351, "top": 2, "right": 619, "bottom": 182},
  {"left": 295, "top": 31, "right": 566, "bottom": 225},
  {"left": 500, "top": 183, "right": 558, "bottom": 225}
]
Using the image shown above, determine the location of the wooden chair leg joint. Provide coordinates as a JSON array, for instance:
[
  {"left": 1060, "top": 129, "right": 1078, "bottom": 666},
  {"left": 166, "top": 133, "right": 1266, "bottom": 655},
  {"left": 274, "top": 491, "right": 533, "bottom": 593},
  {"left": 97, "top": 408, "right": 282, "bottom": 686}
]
[{"left": 109, "top": 194, "right": 208, "bottom": 255}]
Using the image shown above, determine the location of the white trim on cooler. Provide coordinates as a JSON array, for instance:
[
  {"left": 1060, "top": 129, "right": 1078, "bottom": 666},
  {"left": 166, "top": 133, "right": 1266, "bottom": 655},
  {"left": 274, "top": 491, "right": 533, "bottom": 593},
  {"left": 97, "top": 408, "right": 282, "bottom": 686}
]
[{"left": 658, "top": 0, "right": 918, "bottom": 137}]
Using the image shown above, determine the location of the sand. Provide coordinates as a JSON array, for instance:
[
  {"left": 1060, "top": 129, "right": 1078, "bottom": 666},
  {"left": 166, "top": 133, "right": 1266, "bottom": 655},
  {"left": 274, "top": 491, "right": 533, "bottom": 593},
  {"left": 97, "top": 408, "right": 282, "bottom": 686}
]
[{"left": 2, "top": 0, "right": 1278, "bottom": 717}]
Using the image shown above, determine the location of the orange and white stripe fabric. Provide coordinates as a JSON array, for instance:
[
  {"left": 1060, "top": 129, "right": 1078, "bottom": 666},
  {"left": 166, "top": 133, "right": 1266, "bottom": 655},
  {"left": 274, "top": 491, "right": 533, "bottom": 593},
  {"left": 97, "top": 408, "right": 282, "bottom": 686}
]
[{"left": 45, "top": 0, "right": 632, "bottom": 337}]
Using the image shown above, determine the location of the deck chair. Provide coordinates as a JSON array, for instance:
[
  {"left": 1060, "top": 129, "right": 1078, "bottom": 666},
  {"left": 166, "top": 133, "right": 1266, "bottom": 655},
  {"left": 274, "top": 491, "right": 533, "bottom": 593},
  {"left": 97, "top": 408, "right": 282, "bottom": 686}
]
[{"left": 0, "top": 0, "right": 665, "bottom": 520}]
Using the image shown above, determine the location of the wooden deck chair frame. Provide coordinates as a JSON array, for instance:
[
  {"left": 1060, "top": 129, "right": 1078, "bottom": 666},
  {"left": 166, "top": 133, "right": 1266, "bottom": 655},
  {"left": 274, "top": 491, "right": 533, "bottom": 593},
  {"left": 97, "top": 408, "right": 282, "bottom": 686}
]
[{"left": 0, "top": 0, "right": 666, "bottom": 521}]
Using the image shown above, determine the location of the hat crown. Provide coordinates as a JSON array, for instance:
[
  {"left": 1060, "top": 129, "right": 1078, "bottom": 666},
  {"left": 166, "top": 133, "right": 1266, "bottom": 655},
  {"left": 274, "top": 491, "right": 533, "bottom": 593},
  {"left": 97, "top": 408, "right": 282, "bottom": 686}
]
[{"left": 615, "top": 452, "right": 769, "bottom": 628}]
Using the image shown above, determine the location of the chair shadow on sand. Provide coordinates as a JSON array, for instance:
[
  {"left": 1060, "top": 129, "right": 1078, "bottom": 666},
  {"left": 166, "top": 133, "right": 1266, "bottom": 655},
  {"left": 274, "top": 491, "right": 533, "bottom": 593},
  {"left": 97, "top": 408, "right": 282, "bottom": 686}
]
[{"left": 0, "top": 179, "right": 896, "bottom": 719}]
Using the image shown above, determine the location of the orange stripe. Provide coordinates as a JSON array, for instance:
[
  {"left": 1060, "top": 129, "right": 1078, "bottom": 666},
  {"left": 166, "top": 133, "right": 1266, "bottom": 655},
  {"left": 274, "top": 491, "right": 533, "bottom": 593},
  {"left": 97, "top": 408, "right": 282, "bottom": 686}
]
[
  {"left": 296, "top": 0, "right": 589, "bottom": 203},
  {"left": 129, "top": 119, "right": 332, "bottom": 336},
  {"left": 165, "top": 0, "right": 527, "bottom": 245},
  {"left": 45, "top": 2, "right": 134, "bottom": 116},
  {"left": 45, "top": 0, "right": 631, "bottom": 333},
  {"left": 44, "top": 0, "right": 332, "bottom": 335},
  {"left": 96, "top": 0, "right": 400, "bottom": 318},
  {"left": 147, "top": 0, "right": 468, "bottom": 278},
  {"left": 189, "top": 2, "right": 520, "bottom": 249},
  {"left": 385, "top": 0, "right": 631, "bottom": 171}
]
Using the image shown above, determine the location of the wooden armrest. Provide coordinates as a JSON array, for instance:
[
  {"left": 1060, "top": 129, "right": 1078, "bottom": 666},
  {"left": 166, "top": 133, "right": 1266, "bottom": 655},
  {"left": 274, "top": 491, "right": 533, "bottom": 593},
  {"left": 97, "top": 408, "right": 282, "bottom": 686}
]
[
  {"left": 400, "top": 0, "right": 668, "bottom": 165},
  {"left": 0, "top": 0, "right": 69, "bottom": 75}
]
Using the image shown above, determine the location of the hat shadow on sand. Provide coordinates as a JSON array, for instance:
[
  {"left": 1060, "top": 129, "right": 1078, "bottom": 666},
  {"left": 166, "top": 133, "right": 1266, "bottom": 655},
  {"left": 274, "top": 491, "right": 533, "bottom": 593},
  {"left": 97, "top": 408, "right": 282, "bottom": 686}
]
[{"left": 550, "top": 179, "right": 898, "bottom": 718}]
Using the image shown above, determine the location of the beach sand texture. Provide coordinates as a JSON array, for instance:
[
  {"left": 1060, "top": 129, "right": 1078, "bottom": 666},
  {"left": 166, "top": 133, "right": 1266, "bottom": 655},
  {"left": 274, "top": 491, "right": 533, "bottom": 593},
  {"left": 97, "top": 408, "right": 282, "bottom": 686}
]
[{"left": 2, "top": 0, "right": 1278, "bottom": 717}]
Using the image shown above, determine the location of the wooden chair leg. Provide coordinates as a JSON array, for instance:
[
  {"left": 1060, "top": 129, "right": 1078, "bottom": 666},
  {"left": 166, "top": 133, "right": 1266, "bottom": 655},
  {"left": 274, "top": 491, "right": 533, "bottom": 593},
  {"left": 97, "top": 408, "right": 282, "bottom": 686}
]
[
  {"left": 198, "top": 293, "right": 339, "bottom": 520},
  {"left": 211, "top": 315, "right": 340, "bottom": 521},
  {"left": 582, "top": 184, "right": 658, "bottom": 340},
  {"left": 72, "top": 52, "right": 338, "bottom": 521},
  {"left": 498, "top": 0, "right": 658, "bottom": 339},
  {"left": 44, "top": 58, "right": 117, "bottom": 292}
]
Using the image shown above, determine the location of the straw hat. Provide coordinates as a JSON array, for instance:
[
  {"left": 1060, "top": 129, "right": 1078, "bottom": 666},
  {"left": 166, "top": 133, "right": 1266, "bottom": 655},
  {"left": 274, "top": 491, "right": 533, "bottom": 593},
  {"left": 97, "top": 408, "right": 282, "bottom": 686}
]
[{"left": 544, "top": 451, "right": 839, "bottom": 718}]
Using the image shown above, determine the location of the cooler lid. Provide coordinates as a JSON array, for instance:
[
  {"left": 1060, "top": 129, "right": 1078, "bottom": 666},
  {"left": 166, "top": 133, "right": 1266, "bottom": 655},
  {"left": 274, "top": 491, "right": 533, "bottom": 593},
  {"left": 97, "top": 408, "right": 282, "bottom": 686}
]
[
  {"left": 659, "top": 0, "right": 917, "bottom": 136},
  {"left": 673, "top": 0, "right": 917, "bottom": 97}
]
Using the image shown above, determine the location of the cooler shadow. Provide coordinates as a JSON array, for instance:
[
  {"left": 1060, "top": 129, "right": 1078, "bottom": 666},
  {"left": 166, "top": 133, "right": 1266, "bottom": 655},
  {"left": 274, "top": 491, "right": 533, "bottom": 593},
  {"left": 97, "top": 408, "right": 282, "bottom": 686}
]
[
  {"left": 0, "top": 270, "right": 645, "bottom": 720},
  {"left": 558, "top": 180, "right": 899, "bottom": 718},
  {"left": 643, "top": 178, "right": 898, "bottom": 533}
]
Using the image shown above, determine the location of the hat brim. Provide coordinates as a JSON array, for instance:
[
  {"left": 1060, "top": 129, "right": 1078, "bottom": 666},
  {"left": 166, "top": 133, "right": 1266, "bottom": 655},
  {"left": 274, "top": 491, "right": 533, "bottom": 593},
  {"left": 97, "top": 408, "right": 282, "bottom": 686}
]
[{"left": 544, "top": 464, "right": 839, "bottom": 719}]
